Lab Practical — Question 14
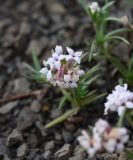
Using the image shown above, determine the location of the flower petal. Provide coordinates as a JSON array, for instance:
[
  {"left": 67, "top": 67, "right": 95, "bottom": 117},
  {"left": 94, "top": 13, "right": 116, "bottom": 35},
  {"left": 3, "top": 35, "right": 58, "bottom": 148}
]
[
  {"left": 74, "top": 57, "right": 81, "bottom": 64},
  {"left": 47, "top": 71, "right": 52, "bottom": 81},
  {"left": 66, "top": 47, "right": 74, "bottom": 55},
  {"left": 126, "top": 101, "right": 133, "bottom": 109},
  {"left": 55, "top": 61, "right": 61, "bottom": 70},
  {"left": 70, "top": 82, "right": 77, "bottom": 88},
  {"left": 75, "top": 51, "right": 82, "bottom": 57},
  {"left": 55, "top": 45, "right": 63, "bottom": 54},
  {"left": 64, "top": 75, "right": 71, "bottom": 82}
]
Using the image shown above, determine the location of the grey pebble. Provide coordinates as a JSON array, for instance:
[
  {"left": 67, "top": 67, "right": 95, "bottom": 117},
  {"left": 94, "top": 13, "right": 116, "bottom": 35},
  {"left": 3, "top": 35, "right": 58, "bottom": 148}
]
[
  {"left": 7, "top": 129, "right": 23, "bottom": 146},
  {"left": 50, "top": 108, "right": 62, "bottom": 119},
  {"left": 44, "top": 140, "right": 55, "bottom": 151},
  {"left": 55, "top": 144, "right": 72, "bottom": 160},
  {"left": 42, "top": 150, "right": 52, "bottom": 160},
  {"left": 17, "top": 107, "right": 39, "bottom": 131},
  {"left": 62, "top": 129, "right": 73, "bottom": 143},
  {"left": 31, "top": 100, "right": 41, "bottom": 113},
  {"left": 0, "top": 101, "right": 18, "bottom": 114},
  {"left": 17, "top": 143, "right": 28, "bottom": 158}
]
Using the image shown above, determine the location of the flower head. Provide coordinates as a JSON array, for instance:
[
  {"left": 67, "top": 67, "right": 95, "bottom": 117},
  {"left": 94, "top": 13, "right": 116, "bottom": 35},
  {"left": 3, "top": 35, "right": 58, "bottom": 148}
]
[
  {"left": 89, "top": 2, "right": 100, "bottom": 13},
  {"left": 103, "top": 127, "right": 129, "bottom": 153},
  {"left": 40, "top": 45, "right": 85, "bottom": 88},
  {"left": 77, "top": 119, "right": 129, "bottom": 158},
  {"left": 104, "top": 84, "right": 133, "bottom": 116},
  {"left": 93, "top": 119, "right": 110, "bottom": 135}
]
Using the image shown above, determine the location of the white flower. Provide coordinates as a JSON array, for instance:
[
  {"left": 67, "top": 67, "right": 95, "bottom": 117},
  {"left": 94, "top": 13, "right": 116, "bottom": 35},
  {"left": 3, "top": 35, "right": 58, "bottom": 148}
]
[
  {"left": 89, "top": 2, "right": 100, "bottom": 13},
  {"left": 47, "top": 57, "right": 61, "bottom": 70},
  {"left": 104, "top": 84, "right": 133, "bottom": 116},
  {"left": 55, "top": 45, "right": 63, "bottom": 54},
  {"left": 66, "top": 47, "right": 82, "bottom": 64},
  {"left": 64, "top": 75, "right": 77, "bottom": 88},
  {"left": 104, "top": 139, "right": 116, "bottom": 153},
  {"left": 77, "top": 119, "right": 129, "bottom": 158},
  {"left": 40, "top": 46, "right": 85, "bottom": 88},
  {"left": 93, "top": 119, "right": 110, "bottom": 135},
  {"left": 103, "top": 127, "right": 129, "bottom": 153},
  {"left": 77, "top": 130, "right": 91, "bottom": 150},
  {"left": 77, "top": 130, "right": 102, "bottom": 158}
]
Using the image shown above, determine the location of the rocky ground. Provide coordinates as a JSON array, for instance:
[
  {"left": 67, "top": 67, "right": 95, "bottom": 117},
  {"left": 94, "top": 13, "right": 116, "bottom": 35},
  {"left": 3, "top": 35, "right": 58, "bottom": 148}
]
[{"left": 0, "top": 0, "right": 133, "bottom": 159}]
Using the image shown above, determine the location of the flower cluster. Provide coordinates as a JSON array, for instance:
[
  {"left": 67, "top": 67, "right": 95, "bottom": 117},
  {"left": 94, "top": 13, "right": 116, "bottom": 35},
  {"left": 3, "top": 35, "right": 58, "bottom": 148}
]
[
  {"left": 40, "top": 45, "right": 85, "bottom": 88},
  {"left": 89, "top": 2, "right": 100, "bottom": 13},
  {"left": 104, "top": 84, "right": 133, "bottom": 116},
  {"left": 77, "top": 119, "right": 129, "bottom": 158}
]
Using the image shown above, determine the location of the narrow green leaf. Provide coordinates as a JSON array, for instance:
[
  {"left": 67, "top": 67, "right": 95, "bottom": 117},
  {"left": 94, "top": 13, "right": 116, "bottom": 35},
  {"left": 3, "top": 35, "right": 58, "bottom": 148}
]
[
  {"left": 81, "top": 75, "right": 100, "bottom": 86},
  {"left": 81, "top": 64, "right": 100, "bottom": 80},
  {"left": 79, "top": 0, "right": 89, "bottom": 15},
  {"left": 83, "top": 90, "right": 97, "bottom": 99},
  {"left": 81, "top": 92, "right": 106, "bottom": 106},
  {"left": 104, "top": 17, "right": 122, "bottom": 23},
  {"left": 104, "top": 55, "right": 126, "bottom": 75},
  {"left": 89, "top": 40, "right": 96, "bottom": 62},
  {"left": 105, "top": 36, "right": 130, "bottom": 44},
  {"left": 81, "top": 52, "right": 88, "bottom": 60},
  {"left": 106, "top": 28, "right": 131, "bottom": 37},
  {"left": 60, "top": 88, "right": 73, "bottom": 102},
  {"left": 101, "top": 1, "right": 114, "bottom": 11},
  {"left": 22, "top": 62, "right": 37, "bottom": 73},
  {"left": 58, "top": 96, "right": 67, "bottom": 109},
  {"left": 128, "top": 54, "right": 133, "bottom": 71},
  {"left": 32, "top": 49, "right": 41, "bottom": 72}
]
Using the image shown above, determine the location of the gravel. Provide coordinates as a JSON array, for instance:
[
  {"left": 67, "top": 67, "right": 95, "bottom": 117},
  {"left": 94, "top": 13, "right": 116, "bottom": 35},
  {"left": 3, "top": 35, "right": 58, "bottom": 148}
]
[
  {"left": 31, "top": 100, "right": 41, "bottom": 113},
  {"left": 0, "top": 101, "right": 19, "bottom": 114},
  {"left": 55, "top": 144, "right": 72, "bottom": 160},
  {"left": 17, "top": 107, "right": 40, "bottom": 131},
  {"left": 17, "top": 143, "right": 28, "bottom": 158},
  {"left": 0, "top": 0, "right": 133, "bottom": 159},
  {"left": 7, "top": 129, "right": 23, "bottom": 146}
]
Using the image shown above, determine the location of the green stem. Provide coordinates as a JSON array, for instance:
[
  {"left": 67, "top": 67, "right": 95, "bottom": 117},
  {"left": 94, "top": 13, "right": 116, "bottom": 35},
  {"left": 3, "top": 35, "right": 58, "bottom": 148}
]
[
  {"left": 60, "top": 88, "right": 80, "bottom": 109},
  {"left": 117, "top": 109, "right": 126, "bottom": 127},
  {"left": 71, "top": 89, "right": 80, "bottom": 109},
  {"left": 125, "top": 111, "right": 133, "bottom": 128},
  {"left": 60, "top": 88, "right": 73, "bottom": 102},
  {"left": 45, "top": 107, "right": 80, "bottom": 128},
  {"left": 93, "top": 22, "right": 99, "bottom": 36}
]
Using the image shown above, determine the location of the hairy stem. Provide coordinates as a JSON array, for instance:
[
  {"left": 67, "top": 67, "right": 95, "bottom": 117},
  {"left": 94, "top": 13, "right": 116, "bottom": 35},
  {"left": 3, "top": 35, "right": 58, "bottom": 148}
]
[
  {"left": 117, "top": 109, "right": 126, "bottom": 127},
  {"left": 71, "top": 89, "right": 81, "bottom": 109}
]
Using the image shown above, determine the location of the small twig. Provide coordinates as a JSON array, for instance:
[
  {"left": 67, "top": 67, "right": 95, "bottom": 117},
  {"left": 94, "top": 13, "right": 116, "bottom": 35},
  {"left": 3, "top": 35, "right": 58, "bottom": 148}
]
[{"left": 0, "top": 90, "right": 43, "bottom": 104}]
